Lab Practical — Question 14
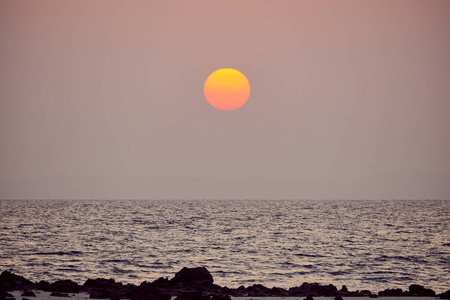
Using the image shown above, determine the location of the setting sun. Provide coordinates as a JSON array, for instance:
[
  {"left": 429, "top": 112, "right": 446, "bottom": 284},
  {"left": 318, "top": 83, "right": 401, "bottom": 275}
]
[{"left": 204, "top": 68, "right": 250, "bottom": 111}]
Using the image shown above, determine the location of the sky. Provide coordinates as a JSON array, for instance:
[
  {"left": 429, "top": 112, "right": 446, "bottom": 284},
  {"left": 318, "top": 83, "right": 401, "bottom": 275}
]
[{"left": 1, "top": 1, "right": 449, "bottom": 200}]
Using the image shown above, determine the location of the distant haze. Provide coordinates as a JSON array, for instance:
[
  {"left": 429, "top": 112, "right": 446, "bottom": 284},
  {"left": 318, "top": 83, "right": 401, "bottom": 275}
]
[{"left": 1, "top": 1, "right": 449, "bottom": 199}]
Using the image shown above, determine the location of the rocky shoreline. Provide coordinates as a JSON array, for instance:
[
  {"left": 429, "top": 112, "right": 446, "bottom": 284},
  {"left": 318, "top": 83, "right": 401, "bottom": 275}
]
[{"left": 1, "top": 267, "right": 449, "bottom": 300}]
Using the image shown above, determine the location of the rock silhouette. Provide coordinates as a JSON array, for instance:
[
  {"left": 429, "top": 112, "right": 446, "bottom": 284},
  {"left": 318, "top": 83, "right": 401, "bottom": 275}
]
[
  {"left": 378, "top": 288, "right": 403, "bottom": 296},
  {"left": 0, "top": 271, "right": 33, "bottom": 291},
  {"left": 20, "top": 291, "right": 35, "bottom": 297},
  {"left": 1, "top": 267, "right": 449, "bottom": 299},
  {"left": 169, "top": 267, "right": 214, "bottom": 288},
  {"left": 289, "top": 282, "right": 338, "bottom": 296},
  {"left": 408, "top": 284, "right": 436, "bottom": 296}
]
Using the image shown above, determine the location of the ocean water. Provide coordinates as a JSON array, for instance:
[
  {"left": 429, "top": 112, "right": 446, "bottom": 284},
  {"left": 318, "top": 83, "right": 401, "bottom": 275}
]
[{"left": 0, "top": 199, "right": 449, "bottom": 293}]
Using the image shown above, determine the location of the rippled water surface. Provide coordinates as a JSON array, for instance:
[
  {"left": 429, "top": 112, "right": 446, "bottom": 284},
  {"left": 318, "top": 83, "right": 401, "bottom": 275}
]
[{"left": 0, "top": 200, "right": 449, "bottom": 293}]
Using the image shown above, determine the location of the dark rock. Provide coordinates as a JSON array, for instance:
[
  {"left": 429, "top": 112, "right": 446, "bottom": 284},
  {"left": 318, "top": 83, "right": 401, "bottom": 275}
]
[
  {"left": 153, "top": 293, "right": 171, "bottom": 300},
  {"left": 174, "top": 291, "right": 203, "bottom": 300},
  {"left": 440, "top": 290, "right": 450, "bottom": 299},
  {"left": 289, "top": 282, "right": 338, "bottom": 296},
  {"left": 47, "top": 280, "right": 79, "bottom": 293},
  {"left": 20, "top": 292, "right": 35, "bottom": 297},
  {"left": 35, "top": 281, "right": 50, "bottom": 292},
  {"left": 325, "top": 284, "right": 340, "bottom": 296},
  {"left": 244, "top": 284, "right": 270, "bottom": 296},
  {"left": 89, "top": 288, "right": 119, "bottom": 300},
  {"left": 0, "top": 271, "right": 34, "bottom": 291},
  {"left": 84, "top": 278, "right": 124, "bottom": 300},
  {"left": 408, "top": 284, "right": 436, "bottom": 296},
  {"left": 169, "top": 267, "right": 213, "bottom": 288},
  {"left": 270, "top": 287, "right": 290, "bottom": 297},
  {"left": 289, "top": 286, "right": 303, "bottom": 296},
  {"left": 84, "top": 278, "right": 119, "bottom": 289},
  {"left": 360, "top": 290, "right": 372, "bottom": 296},
  {"left": 118, "top": 283, "right": 138, "bottom": 298},
  {"left": 3, "top": 268, "right": 447, "bottom": 300},
  {"left": 220, "top": 286, "right": 243, "bottom": 297},
  {"left": 210, "top": 294, "right": 231, "bottom": 300},
  {"left": 129, "top": 291, "right": 161, "bottom": 300},
  {"left": 228, "top": 286, "right": 246, "bottom": 297},
  {"left": 347, "top": 290, "right": 363, "bottom": 297},
  {"left": 138, "top": 281, "right": 170, "bottom": 296},
  {"left": 0, "top": 291, "right": 16, "bottom": 300},
  {"left": 304, "top": 294, "right": 314, "bottom": 300},
  {"left": 89, "top": 288, "right": 108, "bottom": 299},
  {"left": 125, "top": 286, "right": 171, "bottom": 300},
  {"left": 378, "top": 288, "right": 403, "bottom": 296},
  {"left": 148, "top": 278, "right": 170, "bottom": 289},
  {"left": 49, "top": 292, "right": 70, "bottom": 297}
]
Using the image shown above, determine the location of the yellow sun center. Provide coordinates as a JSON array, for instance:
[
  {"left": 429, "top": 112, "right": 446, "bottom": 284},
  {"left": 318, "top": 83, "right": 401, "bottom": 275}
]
[{"left": 204, "top": 68, "right": 250, "bottom": 111}]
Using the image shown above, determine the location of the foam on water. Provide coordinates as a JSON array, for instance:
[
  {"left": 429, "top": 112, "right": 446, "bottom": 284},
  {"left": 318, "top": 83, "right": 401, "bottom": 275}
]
[{"left": 0, "top": 199, "right": 449, "bottom": 293}]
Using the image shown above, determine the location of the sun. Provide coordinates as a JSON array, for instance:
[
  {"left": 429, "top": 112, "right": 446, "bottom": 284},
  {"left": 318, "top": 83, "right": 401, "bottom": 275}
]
[{"left": 204, "top": 68, "right": 250, "bottom": 111}]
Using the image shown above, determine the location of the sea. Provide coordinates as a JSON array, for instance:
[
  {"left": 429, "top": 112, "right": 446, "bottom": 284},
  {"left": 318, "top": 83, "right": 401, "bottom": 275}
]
[{"left": 0, "top": 199, "right": 449, "bottom": 293}]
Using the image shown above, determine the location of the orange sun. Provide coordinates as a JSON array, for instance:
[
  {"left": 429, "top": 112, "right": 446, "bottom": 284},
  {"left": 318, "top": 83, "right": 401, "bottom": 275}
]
[{"left": 204, "top": 68, "right": 250, "bottom": 111}]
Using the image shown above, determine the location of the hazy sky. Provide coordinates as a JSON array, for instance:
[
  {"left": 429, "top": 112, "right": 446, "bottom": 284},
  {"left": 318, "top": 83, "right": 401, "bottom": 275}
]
[{"left": 1, "top": 1, "right": 449, "bottom": 200}]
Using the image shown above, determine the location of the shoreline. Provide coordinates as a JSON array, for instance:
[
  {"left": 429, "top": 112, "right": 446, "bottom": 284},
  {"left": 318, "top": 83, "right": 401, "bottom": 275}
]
[
  {"left": 5, "top": 292, "right": 447, "bottom": 300},
  {"left": 1, "top": 268, "right": 449, "bottom": 300}
]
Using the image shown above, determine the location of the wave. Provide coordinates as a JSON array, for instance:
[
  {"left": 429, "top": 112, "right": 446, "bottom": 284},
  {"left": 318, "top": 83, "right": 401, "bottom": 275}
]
[{"left": 32, "top": 251, "right": 84, "bottom": 256}]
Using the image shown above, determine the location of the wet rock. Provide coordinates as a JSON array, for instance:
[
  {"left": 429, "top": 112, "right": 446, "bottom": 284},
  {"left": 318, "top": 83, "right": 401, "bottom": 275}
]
[
  {"left": 89, "top": 288, "right": 119, "bottom": 300},
  {"left": 47, "top": 280, "right": 79, "bottom": 293},
  {"left": 289, "top": 286, "right": 304, "bottom": 296},
  {"left": 148, "top": 278, "right": 170, "bottom": 289},
  {"left": 84, "top": 278, "right": 121, "bottom": 290},
  {"left": 210, "top": 293, "right": 231, "bottom": 300},
  {"left": 49, "top": 292, "right": 70, "bottom": 297},
  {"left": 169, "top": 267, "right": 213, "bottom": 288},
  {"left": 84, "top": 278, "right": 124, "bottom": 299},
  {"left": 116, "top": 283, "right": 138, "bottom": 299},
  {"left": 138, "top": 280, "right": 171, "bottom": 296},
  {"left": 244, "top": 284, "right": 270, "bottom": 296},
  {"left": 439, "top": 290, "right": 450, "bottom": 299},
  {"left": 218, "top": 286, "right": 241, "bottom": 297},
  {"left": 378, "top": 288, "right": 403, "bottom": 296},
  {"left": 36, "top": 280, "right": 50, "bottom": 291},
  {"left": 270, "top": 287, "right": 290, "bottom": 297},
  {"left": 0, "top": 271, "right": 34, "bottom": 291},
  {"left": 360, "top": 290, "right": 373, "bottom": 296},
  {"left": 125, "top": 285, "right": 171, "bottom": 300},
  {"left": 2, "top": 268, "right": 447, "bottom": 300},
  {"left": 20, "top": 292, "right": 35, "bottom": 297},
  {"left": 174, "top": 291, "right": 203, "bottom": 300},
  {"left": 345, "top": 290, "right": 363, "bottom": 296},
  {"left": 34, "top": 281, "right": 50, "bottom": 292},
  {"left": 324, "top": 284, "right": 340, "bottom": 296},
  {"left": 129, "top": 291, "right": 164, "bottom": 300},
  {"left": 229, "top": 286, "right": 246, "bottom": 297},
  {"left": 289, "top": 282, "right": 338, "bottom": 296},
  {"left": 152, "top": 292, "right": 171, "bottom": 300},
  {"left": 408, "top": 284, "right": 436, "bottom": 296},
  {"left": 304, "top": 294, "right": 314, "bottom": 300},
  {"left": 0, "top": 291, "right": 16, "bottom": 300}
]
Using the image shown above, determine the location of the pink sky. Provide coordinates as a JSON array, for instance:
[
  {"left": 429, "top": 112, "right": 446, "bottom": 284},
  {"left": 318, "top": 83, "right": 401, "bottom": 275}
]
[{"left": 1, "top": 1, "right": 449, "bottom": 199}]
